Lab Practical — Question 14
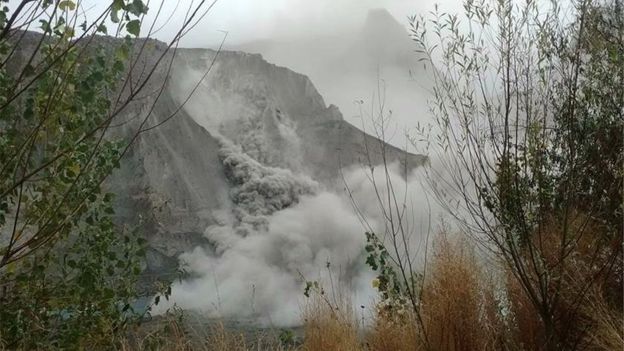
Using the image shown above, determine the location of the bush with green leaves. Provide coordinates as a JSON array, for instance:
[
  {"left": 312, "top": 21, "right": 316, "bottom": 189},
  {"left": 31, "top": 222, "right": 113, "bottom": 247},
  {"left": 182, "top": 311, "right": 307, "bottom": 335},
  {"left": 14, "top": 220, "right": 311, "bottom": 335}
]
[
  {"left": 408, "top": 0, "right": 622, "bottom": 349},
  {"left": 353, "top": 1, "right": 621, "bottom": 349},
  {"left": 0, "top": 0, "right": 212, "bottom": 348}
]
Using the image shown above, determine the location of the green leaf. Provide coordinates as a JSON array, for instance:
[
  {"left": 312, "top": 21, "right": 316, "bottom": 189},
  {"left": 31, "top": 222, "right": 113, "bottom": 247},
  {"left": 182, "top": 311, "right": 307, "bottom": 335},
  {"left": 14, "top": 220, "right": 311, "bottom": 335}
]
[
  {"left": 111, "top": 0, "right": 124, "bottom": 23},
  {"left": 116, "top": 45, "right": 129, "bottom": 61},
  {"left": 39, "top": 19, "right": 51, "bottom": 33},
  {"left": 126, "top": 19, "right": 141, "bottom": 37},
  {"left": 97, "top": 24, "right": 107, "bottom": 34},
  {"left": 128, "top": 0, "right": 148, "bottom": 16}
]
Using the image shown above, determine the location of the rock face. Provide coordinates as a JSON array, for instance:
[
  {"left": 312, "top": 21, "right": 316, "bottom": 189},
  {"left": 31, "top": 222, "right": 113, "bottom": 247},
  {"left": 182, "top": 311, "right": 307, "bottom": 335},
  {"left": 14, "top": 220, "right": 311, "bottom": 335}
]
[
  {"left": 8, "top": 30, "right": 427, "bottom": 279},
  {"left": 104, "top": 42, "right": 426, "bottom": 273}
]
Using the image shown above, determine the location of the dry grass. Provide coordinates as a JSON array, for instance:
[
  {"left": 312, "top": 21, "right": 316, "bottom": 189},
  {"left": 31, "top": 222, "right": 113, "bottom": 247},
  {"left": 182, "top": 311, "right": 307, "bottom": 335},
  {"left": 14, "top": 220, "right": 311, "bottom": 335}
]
[
  {"left": 506, "top": 212, "right": 623, "bottom": 350},
  {"left": 120, "top": 316, "right": 193, "bottom": 351},
  {"left": 200, "top": 322, "right": 248, "bottom": 351},
  {"left": 121, "top": 318, "right": 291, "bottom": 351},
  {"left": 365, "top": 309, "right": 421, "bottom": 351},
  {"left": 364, "top": 221, "right": 623, "bottom": 351},
  {"left": 300, "top": 293, "right": 361, "bottom": 351},
  {"left": 584, "top": 286, "right": 624, "bottom": 351},
  {"left": 366, "top": 232, "right": 505, "bottom": 351},
  {"left": 419, "top": 233, "right": 503, "bottom": 351},
  {"left": 506, "top": 269, "right": 545, "bottom": 350}
]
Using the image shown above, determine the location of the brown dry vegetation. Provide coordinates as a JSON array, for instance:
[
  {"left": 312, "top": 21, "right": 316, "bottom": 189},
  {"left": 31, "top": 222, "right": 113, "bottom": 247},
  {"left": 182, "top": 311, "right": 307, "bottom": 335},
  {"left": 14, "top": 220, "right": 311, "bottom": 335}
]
[
  {"left": 419, "top": 234, "right": 503, "bottom": 351},
  {"left": 365, "top": 233, "right": 502, "bottom": 351},
  {"left": 121, "top": 228, "right": 622, "bottom": 351},
  {"left": 300, "top": 294, "right": 361, "bottom": 351},
  {"left": 120, "top": 318, "right": 289, "bottom": 351},
  {"left": 505, "top": 212, "right": 623, "bottom": 350},
  {"left": 365, "top": 309, "right": 421, "bottom": 351}
]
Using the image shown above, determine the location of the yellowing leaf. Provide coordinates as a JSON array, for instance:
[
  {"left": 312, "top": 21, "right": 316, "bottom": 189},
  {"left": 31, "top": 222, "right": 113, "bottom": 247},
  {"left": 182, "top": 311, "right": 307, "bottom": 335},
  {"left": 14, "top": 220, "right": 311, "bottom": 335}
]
[
  {"left": 69, "top": 163, "right": 81, "bottom": 176},
  {"left": 58, "top": 0, "right": 76, "bottom": 11}
]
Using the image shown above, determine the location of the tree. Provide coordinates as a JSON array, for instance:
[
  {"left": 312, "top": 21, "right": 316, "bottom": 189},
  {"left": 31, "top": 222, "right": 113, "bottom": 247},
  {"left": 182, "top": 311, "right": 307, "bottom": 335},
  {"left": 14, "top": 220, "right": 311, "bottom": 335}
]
[
  {"left": 343, "top": 83, "right": 434, "bottom": 349},
  {"left": 409, "top": 0, "right": 622, "bottom": 349},
  {"left": 0, "top": 0, "right": 217, "bottom": 348}
]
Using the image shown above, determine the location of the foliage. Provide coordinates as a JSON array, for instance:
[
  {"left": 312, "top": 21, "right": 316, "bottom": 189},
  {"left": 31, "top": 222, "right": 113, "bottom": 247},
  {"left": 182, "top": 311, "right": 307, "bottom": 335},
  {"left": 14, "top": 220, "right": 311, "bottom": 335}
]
[
  {"left": 364, "top": 231, "right": 418, "bottom": 312},
  {"left": 0, "top": 0, "right": 209, "bottom": 348},
  {"left": 278, "top": 329, "right": 296, "bottom": 347},
  {"left": 408, "top": 0, "right": 622, "bottom": 349}
]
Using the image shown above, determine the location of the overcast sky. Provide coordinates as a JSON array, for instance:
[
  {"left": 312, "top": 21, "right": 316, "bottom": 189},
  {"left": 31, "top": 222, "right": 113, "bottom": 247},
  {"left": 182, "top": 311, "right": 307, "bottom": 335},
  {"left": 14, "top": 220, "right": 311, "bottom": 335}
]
[
  {"left": 186, "top": 0, "right": 462, "bottom": 46},
  {"left": 62, "top": 0, "right": 462, "bottom": 48},
  {"left": 7, "top": 0, "right": 465, "bottom": 47}
]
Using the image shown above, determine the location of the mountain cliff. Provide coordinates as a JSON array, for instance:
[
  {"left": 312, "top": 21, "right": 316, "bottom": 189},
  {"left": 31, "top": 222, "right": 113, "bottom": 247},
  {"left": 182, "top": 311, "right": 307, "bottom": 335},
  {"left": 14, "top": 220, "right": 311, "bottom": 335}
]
[
  {"left": 92, "top": 39, "right": 427, "bottom": 276},
  {"left": 9, "top": 30, "right": 427, "bottom": 321}
]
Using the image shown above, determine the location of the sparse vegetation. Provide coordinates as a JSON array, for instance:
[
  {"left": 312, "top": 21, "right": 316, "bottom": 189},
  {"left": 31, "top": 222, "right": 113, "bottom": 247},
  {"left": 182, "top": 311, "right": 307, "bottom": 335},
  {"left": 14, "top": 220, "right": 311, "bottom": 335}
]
[
  {"left": 0, "top": 0, "right": 620, "bottom": 349},
  {"left": 0, "top": 0, "right": 214, "bottom": 349},
  {"left": 116, "top": 226, "right": 619, "bottom": 350},
  {"left": 300, "top": 283, "right": 360, "bottom": 351},
  {"left": 405, "top": 0, "right": 622, "bottom": 349}
]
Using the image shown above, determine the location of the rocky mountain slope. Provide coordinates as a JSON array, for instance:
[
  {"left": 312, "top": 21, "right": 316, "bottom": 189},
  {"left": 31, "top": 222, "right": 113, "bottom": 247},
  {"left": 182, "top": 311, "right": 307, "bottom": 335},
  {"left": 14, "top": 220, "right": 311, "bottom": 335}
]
[
  {"left": 9, "top": 29, "right": 427, "bottom": 319},
  {"left": 94, "top": 39, "right": 427, "bottom": 276}
]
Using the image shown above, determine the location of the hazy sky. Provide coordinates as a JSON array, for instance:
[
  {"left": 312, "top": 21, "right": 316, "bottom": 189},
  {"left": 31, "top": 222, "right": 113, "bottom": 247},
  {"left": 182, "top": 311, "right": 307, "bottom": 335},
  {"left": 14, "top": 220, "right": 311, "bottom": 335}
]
[
  {"left": 180, "top": 0, "right": 462, "bottom": 47},
  {"left": 8, "top": 0, "right": 464, "bottom": 48},
  {"left": 60, "top": 0, "right": 463, "bottom": 48},
  {"left": 140, "top": 0, "right": 463, "bottom": 147}
]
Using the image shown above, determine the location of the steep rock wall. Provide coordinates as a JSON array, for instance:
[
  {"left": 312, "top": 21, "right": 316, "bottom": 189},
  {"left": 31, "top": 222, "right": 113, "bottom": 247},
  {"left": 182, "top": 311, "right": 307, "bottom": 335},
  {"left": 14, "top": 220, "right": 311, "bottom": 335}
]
[
  {"left": 8, "top": 32, "right": 427, "bottom": 279},
  {"left": 109, "top": 43, "right": 429, "bottom": 275}
]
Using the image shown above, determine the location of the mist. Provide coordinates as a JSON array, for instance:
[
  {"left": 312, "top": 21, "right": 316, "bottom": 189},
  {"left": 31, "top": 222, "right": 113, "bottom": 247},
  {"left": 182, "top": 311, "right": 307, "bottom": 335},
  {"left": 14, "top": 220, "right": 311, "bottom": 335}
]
[
  {"left": 40, "top": 0, "right": 452, "bottom": 147},
  {"left": 147, "top": 46, "right": 452, "bottom": 325},
  {"left": 5, "top": 0, "right": 458, "bottom": 147},
  {"left": 11, "top": 0, "right": 465, "bottom": 326},
  {"left": 153, "top": 161, "right": 442, "bottom": 327},
  {"left": 150, "top": 0, "right": 464, "bottom": 47}
]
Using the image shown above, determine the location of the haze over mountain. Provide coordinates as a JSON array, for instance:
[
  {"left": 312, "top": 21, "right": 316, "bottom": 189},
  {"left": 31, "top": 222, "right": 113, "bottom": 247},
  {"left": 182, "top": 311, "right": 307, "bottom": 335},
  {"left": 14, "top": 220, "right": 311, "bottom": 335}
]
[
  {"left": 66, "top": 13, "right": 428, "bottom": 324},
  {"left": 107, "top": 8, "right": 432, "bottom": 325},
  {"left": 235, "top": 9, "right": 434, "bottom": 149},
  {"left": 6, "top": 7, "right": 434, "bottom": 326},
  {"left": 111, "top": 44, "right": 429, "bottom": 324}
]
